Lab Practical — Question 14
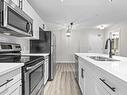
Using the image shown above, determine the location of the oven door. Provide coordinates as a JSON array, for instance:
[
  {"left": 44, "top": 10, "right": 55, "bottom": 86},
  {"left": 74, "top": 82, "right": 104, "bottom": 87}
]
[
  {"left": 1, "top": 0, "right": 33, "bottom": 36},
  {"left": 24, "top": 61, "right": 44, "bottom": 95}
]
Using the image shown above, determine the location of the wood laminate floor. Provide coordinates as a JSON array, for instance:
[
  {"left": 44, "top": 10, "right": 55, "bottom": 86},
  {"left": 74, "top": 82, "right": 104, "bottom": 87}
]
[{"left": 44, "top": 64, "right": 81, "bottom": 95}]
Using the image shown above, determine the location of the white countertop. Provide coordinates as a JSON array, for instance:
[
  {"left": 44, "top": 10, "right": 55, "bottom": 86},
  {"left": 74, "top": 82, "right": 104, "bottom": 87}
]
[
  {"left": 0, "top": 63, "right": 24, "bottom": 76},
  {"left": 22, "top": 53, "right": 49, "bottom": 56},
  {"left": 75, "top": 53, "right": 127, "bottom": 83},
  {"left": 0, "top": 53, "right": 49, "bottom": 76}
]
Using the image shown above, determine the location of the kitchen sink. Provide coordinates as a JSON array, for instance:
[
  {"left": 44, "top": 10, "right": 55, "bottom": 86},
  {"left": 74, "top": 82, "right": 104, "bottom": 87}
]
[{"left": 88, "top": 56, "right": 120, "bottom": 61}]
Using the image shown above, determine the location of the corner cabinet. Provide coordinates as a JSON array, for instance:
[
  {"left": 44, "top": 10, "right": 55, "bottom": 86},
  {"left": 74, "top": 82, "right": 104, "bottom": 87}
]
[{"left": 0, "top": 68, "right": 22, "bottom": 95}]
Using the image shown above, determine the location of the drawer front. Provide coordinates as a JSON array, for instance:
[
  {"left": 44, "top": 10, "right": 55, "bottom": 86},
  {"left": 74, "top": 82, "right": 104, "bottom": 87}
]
[
  {"left": 0, "top": 83, "right": 7, "bottom": 94},
  {"left": 95, "top": 67, "right": 127, "bottom": 95},
  {"left": 95, "top": 80, "right": 110, "bottom": 95},
  {"left": 0, "top": 80, "right": 21, "bottom": 95},
  {"left": 0, "top": 68, "right": 21, "bottom": 85},
  {"left": 0, "top": 68, "right": 21, "bottom": 94}
]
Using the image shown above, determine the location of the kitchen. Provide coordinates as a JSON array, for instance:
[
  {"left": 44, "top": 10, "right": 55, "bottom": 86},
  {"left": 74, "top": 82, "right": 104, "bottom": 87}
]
[{"left": 0, "top": 0, "right": 127, "bottom": 95}]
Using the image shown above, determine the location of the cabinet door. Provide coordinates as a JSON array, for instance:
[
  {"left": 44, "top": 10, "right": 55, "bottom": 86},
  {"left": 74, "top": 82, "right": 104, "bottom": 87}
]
[
  {"left": 44, "top": 56, "right": 49, "bottom": 85},
  {"left": 78, "top": 60, "right": 85, "bottom": 94},
  {"left": 95, "top": 68, "right": 120, "bottom": 95},
  {"left": 95, "top": 81, "right": 110, "bottom": 95},
  {"left": 75, "top": 55, "right": 79, "bottom": 81},
  {"left": 46, "top": 57, "right": 49, "bottom": 82},
  {"left": 44, "top": 61, "right": 46, "bottom": 85},
  {"left": 83, "top": 62, "right": 97, "bottom": 95}
]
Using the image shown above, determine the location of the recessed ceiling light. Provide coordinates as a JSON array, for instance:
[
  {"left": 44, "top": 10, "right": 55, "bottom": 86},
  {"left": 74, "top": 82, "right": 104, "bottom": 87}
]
[
  {"left": 66, "top": 32, "right": 71, "bottom": 37},
  {"left": 60, "top": 0, "right": 64, "bottom": 2},
  {"left": 108, "top": 0, "right": 112, "bottom": 2},
  {"left": 96, "top": 24, "right": 109, "bottom": 30}
]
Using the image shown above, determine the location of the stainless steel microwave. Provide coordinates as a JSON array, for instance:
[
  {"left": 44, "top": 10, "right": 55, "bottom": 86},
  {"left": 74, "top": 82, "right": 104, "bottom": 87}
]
[{"left": 0, "top": 0, "right": 33, "bottom": 37}]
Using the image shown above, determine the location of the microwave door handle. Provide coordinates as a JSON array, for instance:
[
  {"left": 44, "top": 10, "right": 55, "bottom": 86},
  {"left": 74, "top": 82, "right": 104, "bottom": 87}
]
[{"left": 26, "top": 22, "right": 32, "bottom": 34}]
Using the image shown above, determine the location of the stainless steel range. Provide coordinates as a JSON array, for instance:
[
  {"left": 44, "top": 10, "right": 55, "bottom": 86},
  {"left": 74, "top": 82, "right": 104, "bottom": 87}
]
[{"left": 0, "top": 42, "right": 44, "bottom": 95}]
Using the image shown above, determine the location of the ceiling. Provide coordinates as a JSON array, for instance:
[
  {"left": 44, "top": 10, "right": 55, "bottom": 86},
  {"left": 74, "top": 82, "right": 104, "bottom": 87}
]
[{"left": 27, "top": 0, "right": 127, "bottom": 30}]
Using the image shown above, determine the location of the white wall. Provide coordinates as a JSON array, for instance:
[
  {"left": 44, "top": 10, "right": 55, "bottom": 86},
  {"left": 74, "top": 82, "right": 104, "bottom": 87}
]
[
  {"left": 52, "top": 28, "right": 104, "bottom": 63},
  {"left": 104, "top": 21, "right": 127, "bottom": 57},
  {"left": 0, "top": 34, "right": 30, "bottom": 54}
]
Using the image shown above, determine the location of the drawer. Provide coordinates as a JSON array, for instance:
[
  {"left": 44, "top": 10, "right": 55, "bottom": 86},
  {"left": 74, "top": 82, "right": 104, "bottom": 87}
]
[
  {"left": 0, "top": 80, "right": 21, "bottom": 95},
  {"left": 96, "top": 69, "right": 118, "bottom": 94},
  {"left": 7, "top": 73, "right": 21, "bottom": 88},
  {"left": 0, "top": 74, "right": 21, "bottom": 93},
  {"left": 0, "top": 68, "right": 21, "bottom": 93},
  {"left": 95, "top": 80, "right": 110, "bottom": 95},
  {"left": 0, "top": 82, "right": 7, "bottom": 93},
  {"left": 95, "top": 67, "right": 127, "bottom": 95},
  {"left": 0, "top": 68, "right": 21, "bottom": 85}
]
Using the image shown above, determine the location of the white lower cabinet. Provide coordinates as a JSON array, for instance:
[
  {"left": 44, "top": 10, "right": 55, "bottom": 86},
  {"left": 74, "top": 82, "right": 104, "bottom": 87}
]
[
  {"left": 78, "top": 58, "right": 96, "bottom": 95},
  {"left": 95, "top": 80, "right": 110, "bottom": 95},
  {"left": 0, "top": 68, "right": 22, "bottom": 95},
  {"left": 77, "top": 57, "right": 127, "bottom": 95},
  {"left": 6, "top": 80, "right": 21, "bottom": 95},
  {"left": 95, "top": 76, "right": 118, "bottom": 95},
  {"left": 95, "top": 67, "right": 127, "bottom": 95},
  {"left": 78, "top": 60, "right": 85, "bottom": 94},
  {"left": 44, "top": 55, "right": 49, "bottom": 85}
]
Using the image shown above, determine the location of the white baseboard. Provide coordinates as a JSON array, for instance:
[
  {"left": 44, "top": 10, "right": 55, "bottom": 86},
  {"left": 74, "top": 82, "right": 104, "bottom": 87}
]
[{"left": 56, "top": 61, "right": 75, "bottom": 64}]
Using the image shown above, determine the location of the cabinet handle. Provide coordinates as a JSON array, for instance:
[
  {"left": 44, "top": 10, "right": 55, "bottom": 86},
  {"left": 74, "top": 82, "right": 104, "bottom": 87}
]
[
  {"left": 0, "top": 78, "right": 13, "bottom": 87},
  {"left": 99, "top": 78, "right": 116, "bottom": 92},
  {"left": 81, "top": 68, "right": 84, "bottom": 78},
  {"left": 19, "top": 0, "right": 23, "bottom": 9}
]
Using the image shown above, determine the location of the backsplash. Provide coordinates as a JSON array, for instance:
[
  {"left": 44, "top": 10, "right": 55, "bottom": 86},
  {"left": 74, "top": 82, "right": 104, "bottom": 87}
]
[{"left": 0, "top": 34, "right": 30, "bottom": 54}]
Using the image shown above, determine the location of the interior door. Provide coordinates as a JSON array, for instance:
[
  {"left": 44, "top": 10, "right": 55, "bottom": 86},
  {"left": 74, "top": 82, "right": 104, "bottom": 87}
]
[{"left": 88, "top": 32, "right": 103, "bottom": 53}]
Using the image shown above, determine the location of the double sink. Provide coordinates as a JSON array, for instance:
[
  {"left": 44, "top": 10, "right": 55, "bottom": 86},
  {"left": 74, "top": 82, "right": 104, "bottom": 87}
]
[{"left": 88, "top": 56, "right": 119, "bottom": 61}]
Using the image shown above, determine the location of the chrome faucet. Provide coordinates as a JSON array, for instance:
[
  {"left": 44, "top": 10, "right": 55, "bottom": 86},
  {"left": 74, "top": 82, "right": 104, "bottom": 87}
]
[{"left": 105, "top": 38, "right": 112, "bottom": 58}]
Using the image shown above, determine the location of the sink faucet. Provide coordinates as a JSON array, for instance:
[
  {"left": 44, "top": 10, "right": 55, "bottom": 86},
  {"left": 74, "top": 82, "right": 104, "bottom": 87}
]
[{"left": 105, "top": 38, "right": 112, "bottom": 58}]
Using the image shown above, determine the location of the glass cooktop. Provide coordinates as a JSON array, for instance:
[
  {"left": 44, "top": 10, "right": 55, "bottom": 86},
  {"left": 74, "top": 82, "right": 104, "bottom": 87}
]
[{"left": 0, "top": 54, "right": 44, "bottom": 65}]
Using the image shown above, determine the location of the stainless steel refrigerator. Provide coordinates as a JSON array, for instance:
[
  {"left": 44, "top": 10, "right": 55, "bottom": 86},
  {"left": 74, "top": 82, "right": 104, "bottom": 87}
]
[{"left": 30, "top": 28, "right": 56, "bottom": 80}]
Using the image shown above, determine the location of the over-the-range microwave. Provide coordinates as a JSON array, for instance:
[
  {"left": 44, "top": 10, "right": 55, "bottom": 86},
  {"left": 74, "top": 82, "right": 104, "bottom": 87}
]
[{"left": 0, "top": 0, "right": 33, "bottom": 37}]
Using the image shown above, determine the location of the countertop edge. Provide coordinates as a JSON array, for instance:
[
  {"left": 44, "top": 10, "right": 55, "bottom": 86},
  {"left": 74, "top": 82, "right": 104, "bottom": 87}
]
[
  {"left": 0, "top": 63, "right": 24, "bottom": 76},
  {"left": 21, "top": 53, "right": 50, "bottom": 56},
  {"left": 75, "top": 53, "right": 127, "bottom": 84}
]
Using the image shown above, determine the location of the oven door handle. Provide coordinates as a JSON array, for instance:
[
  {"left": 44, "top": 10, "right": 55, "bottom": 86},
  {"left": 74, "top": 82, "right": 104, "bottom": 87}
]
[{"left": 26, "top": 61, "right": 43, "bottom": 71}]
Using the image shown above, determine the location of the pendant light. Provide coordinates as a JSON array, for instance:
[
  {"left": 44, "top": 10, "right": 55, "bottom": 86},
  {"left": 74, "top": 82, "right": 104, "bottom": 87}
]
[{"left": 66, "top": 22, "right": 74, "bottom": 37}]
